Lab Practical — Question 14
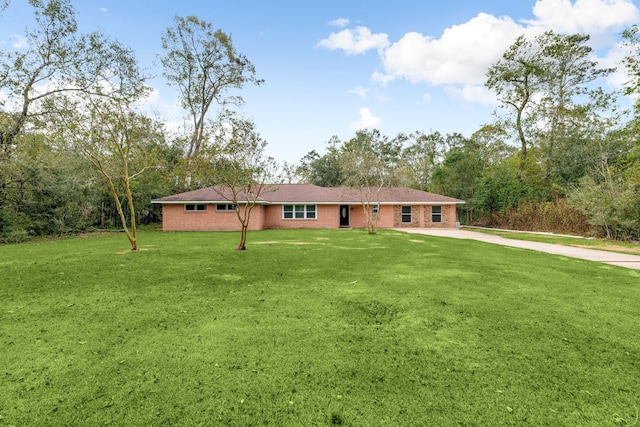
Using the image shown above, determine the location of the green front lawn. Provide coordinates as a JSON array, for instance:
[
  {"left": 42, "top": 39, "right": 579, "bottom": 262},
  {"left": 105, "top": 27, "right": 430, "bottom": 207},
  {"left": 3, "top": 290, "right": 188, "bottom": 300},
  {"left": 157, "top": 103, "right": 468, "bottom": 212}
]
[{"left": 1, "top": 229, "right": 638, "bottom": 426}]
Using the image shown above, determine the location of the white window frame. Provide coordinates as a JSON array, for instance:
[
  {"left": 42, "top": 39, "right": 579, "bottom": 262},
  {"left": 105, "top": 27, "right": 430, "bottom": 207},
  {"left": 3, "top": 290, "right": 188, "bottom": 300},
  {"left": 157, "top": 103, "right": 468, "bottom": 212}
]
[
  {"left": 372, "top": 204, "right": 380, "bottom": 216},
  {"left": 282, "top": 205, "right": 316, "bottom": 219},
  {"left": 401, "top": 205, "right": 412, "bottom": 223},
  {"left": 185, "top": 204, "right": 207, "bottom": 212}
]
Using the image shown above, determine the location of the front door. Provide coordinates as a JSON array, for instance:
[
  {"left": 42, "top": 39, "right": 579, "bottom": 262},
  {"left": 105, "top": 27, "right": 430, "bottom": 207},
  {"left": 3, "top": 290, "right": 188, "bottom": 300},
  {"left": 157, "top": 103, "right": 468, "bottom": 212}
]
[{"left": 339, "top": 205, "right": 350, "bottom": 227}]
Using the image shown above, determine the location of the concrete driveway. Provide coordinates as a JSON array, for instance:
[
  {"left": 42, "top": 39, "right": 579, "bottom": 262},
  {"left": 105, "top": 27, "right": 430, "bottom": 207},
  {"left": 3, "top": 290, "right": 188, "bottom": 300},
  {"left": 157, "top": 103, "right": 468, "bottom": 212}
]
[{"left": 395, "top": 228, "right": 640, "bottom": 270}]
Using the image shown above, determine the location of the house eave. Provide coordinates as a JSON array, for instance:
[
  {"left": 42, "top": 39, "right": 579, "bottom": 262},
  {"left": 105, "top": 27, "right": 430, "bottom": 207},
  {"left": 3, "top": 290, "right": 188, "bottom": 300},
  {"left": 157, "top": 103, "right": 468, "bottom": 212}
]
[
  {"left": 153, "top": 200, "right": 465, "bottom": 205},
  {"left": 152, "top": 200, "right": 266, "bottom": 205}
]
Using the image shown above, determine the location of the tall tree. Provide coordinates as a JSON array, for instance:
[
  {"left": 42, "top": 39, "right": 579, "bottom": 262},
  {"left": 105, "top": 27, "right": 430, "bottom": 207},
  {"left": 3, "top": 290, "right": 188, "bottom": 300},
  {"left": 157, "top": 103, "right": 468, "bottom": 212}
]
[
  {"left": 0, "top": 0, "right": 144, "bottom": 155},
  {"left": 399, "top": 131, "right": 445, "bottom": 190},
  {"left": 430, "top": 135, "right": 483, "bottom": 221},
  {"left": 486, "top": 35, "right": 544, "bottom": 179},
  {"left": 160, "top": 16, "right": 263, "bottom": 159},
  {"left": 534, "top": 32, "right": 615, "bottom": 187},
  {"left": 298, "top": 136, "right": 345, "bottom": 187},
  {"left": 565, "top": 27, "right": 640, "bottom": 240},
  {"left": 621, "top": 25, "right": 640, "bottom": 112}
]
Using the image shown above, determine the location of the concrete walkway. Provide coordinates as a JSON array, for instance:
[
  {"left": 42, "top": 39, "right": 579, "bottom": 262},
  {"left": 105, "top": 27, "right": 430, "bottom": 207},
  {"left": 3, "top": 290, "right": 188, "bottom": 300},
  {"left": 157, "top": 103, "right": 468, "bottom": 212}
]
[{"left": 395, "top": 228, "right": 640, "bottom": 270}]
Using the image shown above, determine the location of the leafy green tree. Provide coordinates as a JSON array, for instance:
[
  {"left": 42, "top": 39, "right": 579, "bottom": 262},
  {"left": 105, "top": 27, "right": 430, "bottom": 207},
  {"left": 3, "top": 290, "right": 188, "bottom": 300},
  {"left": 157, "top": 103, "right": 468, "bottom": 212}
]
[
  {"left": 398, "top": 131, "right": 445, "bottom": 190},
  {"left": 472, "top": 154, "right": 549, "bottom": 219},
  {"left": 486, "top": 35, "right": 544, "bottom": 179},
  {"left": 621, "top": 25, "right": 640, "bottom": 112},
  {"left": 0, "top": 133, "right": 97, "bottom": 242},
  {"left": 534, "top": 32, "right": 615, "bottom": 188},
  {"left": 618, "top": 24, "right": 640, "bottom": 198},
  {"left": 160, "top": 16, "right": 263, "bottom": 159},
  {"left": 569, "top": 176, "right": 639, "bottom": 240},
  {"left": 0, "top": 0, "right": 144, "bottom": 155},
  {"left": 430, "top": 136, "right": 484, "bottom": 222},
  {"left": 298, "top": 136, "right": 345, "bottom": 187}
]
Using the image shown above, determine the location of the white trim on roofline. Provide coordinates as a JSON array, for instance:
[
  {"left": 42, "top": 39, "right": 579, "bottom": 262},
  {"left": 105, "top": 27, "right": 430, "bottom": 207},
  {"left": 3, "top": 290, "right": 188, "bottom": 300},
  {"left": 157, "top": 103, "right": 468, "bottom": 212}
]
[
  {"left": 153, "top": 200, "right": 465, "bottom": 205},
  {"left": 151, "top": 200, "right": 260, "bottom": 205}
]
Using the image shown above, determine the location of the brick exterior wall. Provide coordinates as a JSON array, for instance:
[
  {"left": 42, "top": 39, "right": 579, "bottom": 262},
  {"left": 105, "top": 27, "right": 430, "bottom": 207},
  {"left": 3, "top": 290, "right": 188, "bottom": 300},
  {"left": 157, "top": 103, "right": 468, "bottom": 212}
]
[
  {"left": 161, "top": 203, "right": 458, "bottom": 231},
  {"left": 423, "top": 204, "right": 456, "bottom": 228},
  {"left": 347, "top": 204, "right": 395, "bottom": 228},
  {"left": 392, "top": 204, "right": 457, "bottom": 228},
  {"left": 393, "top": 205, "right": 421, "bottom": 227},
  {"left": 263, "top": 204, "right": 337, "bottom": 229},
  {"left": 161, "top": 204, "right": 266, "bottom": 231}
]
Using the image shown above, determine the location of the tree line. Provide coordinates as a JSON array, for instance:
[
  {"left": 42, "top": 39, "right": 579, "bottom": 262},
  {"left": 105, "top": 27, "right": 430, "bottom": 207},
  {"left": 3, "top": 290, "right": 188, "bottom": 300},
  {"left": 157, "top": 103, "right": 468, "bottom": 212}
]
[
  {"left": 0, "top": 1, "right": 265, "bottom": 248},
  {"left": 298, "top": 31, "right": 640, "bottom": 241},
  {"left": 1, "top": 0, "right": 639, "bottom": 247}
]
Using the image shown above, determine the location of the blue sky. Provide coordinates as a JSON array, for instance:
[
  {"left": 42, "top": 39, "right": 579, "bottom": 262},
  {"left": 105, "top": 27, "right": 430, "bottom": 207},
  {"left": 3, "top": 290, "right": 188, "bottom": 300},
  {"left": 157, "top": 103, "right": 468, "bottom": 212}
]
[{"left": 1, "top": 0, "right": 639, "bottom": 163}]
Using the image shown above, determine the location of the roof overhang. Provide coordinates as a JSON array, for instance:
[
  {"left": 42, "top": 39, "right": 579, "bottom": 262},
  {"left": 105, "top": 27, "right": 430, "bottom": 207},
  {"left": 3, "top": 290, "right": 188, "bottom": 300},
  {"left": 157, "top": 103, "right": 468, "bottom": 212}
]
[{"left": 152, "top": 200, "right": 465, "bottom": 205}]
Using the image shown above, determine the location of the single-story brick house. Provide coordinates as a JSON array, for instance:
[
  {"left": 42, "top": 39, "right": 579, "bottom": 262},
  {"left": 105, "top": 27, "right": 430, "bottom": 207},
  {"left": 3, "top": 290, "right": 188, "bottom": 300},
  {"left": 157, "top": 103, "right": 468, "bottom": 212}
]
[{"left": 152, "top": 184, "right": 464, "bottom": 231}]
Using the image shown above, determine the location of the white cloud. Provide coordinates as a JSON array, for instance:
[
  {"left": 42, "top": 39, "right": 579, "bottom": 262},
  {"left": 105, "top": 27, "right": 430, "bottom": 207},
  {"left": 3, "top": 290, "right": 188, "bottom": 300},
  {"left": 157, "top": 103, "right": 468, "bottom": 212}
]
[
  {"left": 348, "top": 86, "right": 369, "bottom": 97},
  {"left": 524, "top": 0, "right": 639, "bottom": 34},
  {"left": 135, "top": 86, "right": 184, "bottom": 129},
  {"left": 0, "top": 90, "right": 8, "bottom": 107},
  {"left": 11, "top": 34, "right": 27, "bottom": 49},
  {"left": 350, "top": 107, "right": 381, "bottom": 129},
  {"left": 328, "top": 18, "right": 349, "bottom": 27},
  {"left": 601, "top": 41, "right": 628, "bottom": 88},
  {"left": 380, "top": 13, "right": 526, "bottom": 86},
  {"left": 422, "top": 93, "right": 432, "bottom": 103},
  {"left": 444, "top": 84, "right": 498, "bottom": 105},
  {"left": 371, "top": 71, "right": 395, "bottom": 86},
  {"left": 316, "top": 26, "right": 389, "bottom": 55},
  {"left": 321, "top": 0, "right": 640, "bottom": 107},
  {"left": 98, "top": 7, "right": 108, "bottom": 13}
]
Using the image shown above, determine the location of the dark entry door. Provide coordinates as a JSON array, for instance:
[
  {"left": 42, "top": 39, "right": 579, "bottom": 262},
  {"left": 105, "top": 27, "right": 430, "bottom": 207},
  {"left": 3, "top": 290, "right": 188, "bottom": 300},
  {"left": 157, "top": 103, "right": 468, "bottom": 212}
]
[{"left": 339, "top": 205, "right": 350, "bottom": 227}]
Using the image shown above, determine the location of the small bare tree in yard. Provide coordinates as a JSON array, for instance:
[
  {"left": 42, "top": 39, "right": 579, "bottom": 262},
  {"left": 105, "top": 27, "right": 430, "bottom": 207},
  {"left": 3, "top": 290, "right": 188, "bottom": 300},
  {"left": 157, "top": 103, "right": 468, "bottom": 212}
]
[
  {"left": 341, "top": 149, "right": 385, "bottom": 234},
  {"left": 341, "top": 129, "right": 402, "bottom": 234},
  {"left": 55, "top": 92, "right": 164, "bottom": 251},
  {"left": 205, "top": 112, "right": 278, "bottom": 250}
]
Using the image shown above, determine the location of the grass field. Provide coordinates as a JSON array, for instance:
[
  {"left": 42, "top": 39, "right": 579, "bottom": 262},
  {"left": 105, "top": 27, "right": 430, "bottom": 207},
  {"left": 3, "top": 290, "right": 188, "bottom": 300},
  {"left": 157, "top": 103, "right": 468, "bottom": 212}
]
[{"left": 1, "top": 229, "right": 639, "bottom": 426}]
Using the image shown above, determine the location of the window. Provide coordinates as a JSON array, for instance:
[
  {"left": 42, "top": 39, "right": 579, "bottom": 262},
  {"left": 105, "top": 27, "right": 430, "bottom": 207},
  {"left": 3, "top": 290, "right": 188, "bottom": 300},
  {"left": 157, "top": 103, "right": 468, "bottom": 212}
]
[
  {"left": 401, "top": 205, "right": 412, "bottom": 223},
  {"left": 372, "top": 204, "right": 380, "bottom": 216},
  {"left": 283, "top": 205, "right": 316, "bottom": 219},
  {"left": 185, "top": 204, "right": 206, "bottom": 212},
  {"left": 306, "top": 205, "right": 316, "bottom": 219},
  {"left": 216, "top": 204, "right": 237, "bottom": 212},
  {"left": 432, "top": 206, "right": 442, "bottom": 223}
]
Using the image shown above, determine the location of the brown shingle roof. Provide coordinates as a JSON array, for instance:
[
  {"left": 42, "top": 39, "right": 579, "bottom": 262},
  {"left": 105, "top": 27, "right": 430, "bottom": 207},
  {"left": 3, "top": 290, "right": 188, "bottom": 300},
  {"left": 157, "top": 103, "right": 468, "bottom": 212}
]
[{"left": 152, "top": 184, "right": 464, "bottom": 205}]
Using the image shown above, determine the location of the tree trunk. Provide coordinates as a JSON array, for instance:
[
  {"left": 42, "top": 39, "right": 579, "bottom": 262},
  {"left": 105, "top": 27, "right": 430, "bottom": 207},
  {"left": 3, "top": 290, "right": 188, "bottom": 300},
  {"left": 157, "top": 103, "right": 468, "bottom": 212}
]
[
  {"left": 237, "top": 224, "right": 248, "bottom": 251},
  {"left": 516, "top": 104, "right": 527, "bottom": 180}
]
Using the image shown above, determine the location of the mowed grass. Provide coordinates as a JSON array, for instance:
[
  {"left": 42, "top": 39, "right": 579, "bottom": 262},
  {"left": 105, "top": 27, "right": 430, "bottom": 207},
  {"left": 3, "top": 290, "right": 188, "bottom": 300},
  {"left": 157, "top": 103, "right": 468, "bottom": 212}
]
[{"left": 1, "top": 229, "right": 639, "bottom": 426}]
